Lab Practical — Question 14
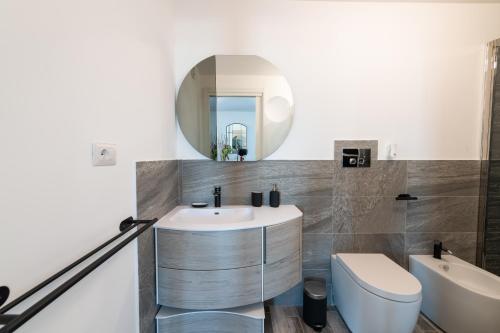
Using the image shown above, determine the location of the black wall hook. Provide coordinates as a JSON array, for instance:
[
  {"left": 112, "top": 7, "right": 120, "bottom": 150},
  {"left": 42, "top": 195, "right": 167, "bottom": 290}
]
[
  {"left": 395, "top": 194, "right": 418, "bottom": 201},
  {"left": 119, "top": 217, "right": 156, "bottom": 232},
  {"left": 0, "top": 286, "right": 10, "bottom": 308}
]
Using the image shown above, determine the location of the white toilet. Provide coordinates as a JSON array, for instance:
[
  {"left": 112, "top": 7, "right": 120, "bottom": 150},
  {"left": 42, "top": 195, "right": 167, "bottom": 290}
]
[{"left": 331, "top": 253, "right": 422, "bottom": 333}]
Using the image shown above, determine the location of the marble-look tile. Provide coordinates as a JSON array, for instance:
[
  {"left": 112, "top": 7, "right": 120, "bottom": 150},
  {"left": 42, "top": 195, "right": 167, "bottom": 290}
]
[
  {"left": 138, "top": 230, "right": 156, "bottom": 291},
  {"left": 331, "top": 233, "right": 355, "bottom": 254},
  {"left": 136, "top": 160, "right": 179, "bottom": 220},
  {"left": 181, "top": 160, "right": 261, "bottom": 205},
  {"left": 284, "top": 196, "right": 333, "bottom": 234},
  {"left": 408, "top": 161, "right": 480, "bottom": 196},
  {"left": 333, "top": 196, "right": 406, "bottom": 234},
  {"left": 334, "top": 140, "right": 378, "bottom": 161},
  {"left": 260, "top": 160, "right": 333, "bottom": 197},
  {"left": 333, "top": 160, "right": 407, "bottom": 197},
  {"left": 332, "top": 196, "right": 354, "bottom": 233},
  {"left": 407, "top": 197, "right": 478, "bottom": 232},
  {"left": 353, "top": 233, "right": 405, "bottom": 266},
  {"left": 139, "top": 286, "right": 159, "bottom": 333},
  {"left": 182, "top": 160, "right": 334, "bottom": 204},
  {"left": 179, "top": 160, "right": 217, "bottom": 200},
  {"left": 137, "top": 229, "right": 158, "bottom": 333},
  {"left": 216, "top": 161, "right": 263, "bottom": 204},
  {"left": 303, "top": 234, "right": 333, "bottom": 269},
  {"left": 136, "top": 160, "right": 179, "bottom": 333},
  {"left": 405, "top": 232, "right": 477, "bottom": 264}
]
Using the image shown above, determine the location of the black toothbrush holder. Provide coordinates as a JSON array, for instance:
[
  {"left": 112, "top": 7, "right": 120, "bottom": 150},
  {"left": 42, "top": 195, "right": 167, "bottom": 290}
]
[{"left": 251, "top": 192, "right": 263, "bottom": 207}]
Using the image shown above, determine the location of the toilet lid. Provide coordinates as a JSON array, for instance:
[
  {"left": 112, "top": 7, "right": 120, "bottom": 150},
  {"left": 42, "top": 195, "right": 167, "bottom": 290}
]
[{"left": 337, "top": 253, "right": 422, "bottom": 303}]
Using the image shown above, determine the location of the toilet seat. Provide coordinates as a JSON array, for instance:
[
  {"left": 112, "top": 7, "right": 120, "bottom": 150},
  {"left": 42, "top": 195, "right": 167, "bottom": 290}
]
[{"left": 337, "top": 253, "right": 421, "bottom": 303}]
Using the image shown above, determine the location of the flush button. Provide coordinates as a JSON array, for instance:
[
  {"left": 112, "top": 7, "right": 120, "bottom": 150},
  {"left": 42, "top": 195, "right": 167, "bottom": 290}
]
[
  {"left": 342, "top": 149, "right": 359, "bottom": 168},
  {"left": 358, "top": 149, "right": 371, "bottom": 167},
  {"left": 342, "top": 148, "right": 371, "bottom": 168}
]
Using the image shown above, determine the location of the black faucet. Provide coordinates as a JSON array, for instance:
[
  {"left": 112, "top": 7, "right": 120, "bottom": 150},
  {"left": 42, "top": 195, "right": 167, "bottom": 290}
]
[
  {"left": 213, "top": 186, "right": 221, "bottom": 208},
  {"left": 433, "top": 240, "right": 453, "bottom": 259}
]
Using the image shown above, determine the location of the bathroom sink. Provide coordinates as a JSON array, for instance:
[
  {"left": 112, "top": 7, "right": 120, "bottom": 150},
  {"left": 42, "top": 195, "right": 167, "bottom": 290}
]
[
  {"left": 170, "top": 207, "right": 254, "bottom": 224},
  {"left": 154, "top": 205, "right": 303, "bottom": 231}
]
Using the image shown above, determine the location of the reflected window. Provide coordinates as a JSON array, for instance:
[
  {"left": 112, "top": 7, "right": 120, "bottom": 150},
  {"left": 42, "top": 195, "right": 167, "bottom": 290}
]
[{"left": 226, "top": 123, "right": 247, "bottom": 152}]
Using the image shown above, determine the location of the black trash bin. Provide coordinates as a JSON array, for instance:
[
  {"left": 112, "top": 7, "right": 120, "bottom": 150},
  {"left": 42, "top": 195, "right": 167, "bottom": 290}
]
[{"left": 303, "top": 277, "right": 327, "bottom": 331}]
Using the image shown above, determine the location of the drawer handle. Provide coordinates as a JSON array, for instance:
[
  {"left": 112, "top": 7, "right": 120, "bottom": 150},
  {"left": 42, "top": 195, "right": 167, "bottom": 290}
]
[{"left": 263, "top": 228, "right": 267, "bottom": 264}]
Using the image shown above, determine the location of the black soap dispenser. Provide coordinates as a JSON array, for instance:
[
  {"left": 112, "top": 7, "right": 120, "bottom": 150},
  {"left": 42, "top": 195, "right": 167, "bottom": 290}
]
[{"left": 269, "top": 184, "right": 280, "bottom": 208}]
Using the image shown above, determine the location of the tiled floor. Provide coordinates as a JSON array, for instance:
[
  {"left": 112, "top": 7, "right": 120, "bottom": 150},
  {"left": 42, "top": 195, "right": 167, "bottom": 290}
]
[{"left": 265, "top": 306, "right": 443, "bottom": 333}]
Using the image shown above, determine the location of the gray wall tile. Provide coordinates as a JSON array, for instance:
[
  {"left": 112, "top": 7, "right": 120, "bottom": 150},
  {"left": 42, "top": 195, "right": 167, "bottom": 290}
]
[
  {"left": 353, "top": 233, "right": 405, "bottom": 266},
  {"left": 408, "top": 160, "right": 480, "bottom": 196},
  {"left": 215, "top": 161, "right": 262, "bottom": 204},
  {"left": 260, "top": 160, "right": 333, "bottom": 197},
  {"left": 331, "top": 234, "right": 354, "bottom": 254},
  {"left": 407, "top": 197, "right": 479, "bottom": 232},
  {"left": 181, "top": 160, "right": 261, "bottom": 205},
  {"left": 334, "top": 140, "right": 378, "bottom": 161},
  {"left": 136, "top": 160, "right": 179, "bottom": 333},
  {"left": 333, "top": 196, "right": 405, "bottom": 234},
  {"left": 333, "top": 161, "right": 407, "bottom": 197},
  {"left": 181, "top": 160, "right": 333, "bottom": 205},
  {"left": 405, "top": 232, "right": 477, "bottom": 264},
  {"left": 137, "top": 160, "right": 179, "bottom": 220},
  {"left": 332, "top": 196, "right": 354, "bottom": 233},
  {"left": 303, "top": 234, "right": 333, "bottom": 269},
  {"left": 284, "top": 196, "right": 333, "bottom": 234}
]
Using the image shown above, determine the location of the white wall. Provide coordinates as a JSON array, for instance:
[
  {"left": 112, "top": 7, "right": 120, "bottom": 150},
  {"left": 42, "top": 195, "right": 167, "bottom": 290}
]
[
  {"left": 0, "top": 0, "right": 176, "bottom": 332},
  {"left": 175, "top": 0, "right": 500, "bottom": 160}
]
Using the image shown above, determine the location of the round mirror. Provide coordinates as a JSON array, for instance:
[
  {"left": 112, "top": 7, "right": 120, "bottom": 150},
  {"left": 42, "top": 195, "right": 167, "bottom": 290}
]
[{"left": 176, "top": 55, "right": 294, "bottom": 161}]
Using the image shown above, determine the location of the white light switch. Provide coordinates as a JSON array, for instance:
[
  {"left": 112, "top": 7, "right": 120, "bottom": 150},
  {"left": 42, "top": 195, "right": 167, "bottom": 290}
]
[{"left": 92, "top": 143, "right": 117, "bottom": 166}]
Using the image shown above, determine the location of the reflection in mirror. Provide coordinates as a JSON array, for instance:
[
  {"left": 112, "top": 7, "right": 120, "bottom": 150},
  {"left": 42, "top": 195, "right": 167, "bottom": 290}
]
[
  {"left": 226, "top": 123, "right": 248, "bottom": 161},
  {"left": 177, "top": 55, "right": 294, "bottom": 161}
]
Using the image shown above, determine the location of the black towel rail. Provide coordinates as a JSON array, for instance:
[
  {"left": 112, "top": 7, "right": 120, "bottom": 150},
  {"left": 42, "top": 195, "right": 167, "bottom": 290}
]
[{"left": 0, "top": 217, "right": 157, "bottom": 333}]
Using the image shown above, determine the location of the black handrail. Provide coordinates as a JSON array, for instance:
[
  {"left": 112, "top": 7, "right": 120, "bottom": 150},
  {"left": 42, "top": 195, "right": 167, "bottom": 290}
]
[{"left": 0, "top": 217, "right": 157, "bottom": 333}]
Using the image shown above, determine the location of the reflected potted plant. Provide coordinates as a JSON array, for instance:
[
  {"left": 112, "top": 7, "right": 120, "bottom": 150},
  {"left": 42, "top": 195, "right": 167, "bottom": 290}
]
[{"left": 221, "top": 145, "right": 232, "bottom": 161}]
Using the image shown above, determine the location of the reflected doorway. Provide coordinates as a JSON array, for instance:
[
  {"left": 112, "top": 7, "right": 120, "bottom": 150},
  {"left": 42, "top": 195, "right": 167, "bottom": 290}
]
[{"left": 209, "top": 95, "right": 263, "bottom": 161}]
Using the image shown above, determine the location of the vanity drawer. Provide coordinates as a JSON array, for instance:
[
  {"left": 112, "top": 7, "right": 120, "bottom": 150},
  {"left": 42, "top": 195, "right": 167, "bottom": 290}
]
[
  {"left": 263, "top": 251, "right": 301, "bottom": 300},
  {"left": 156, "top": 228, "right": 262, "bottom": 270},
  {"left": 265, "top": 217, "right": 301, "bottom": 264},
  {"left": 157, "top": 265, "right": 262, "bottom": 309},
  {"left": 157, "top": 307, "right": 264, "bottom": 333}
]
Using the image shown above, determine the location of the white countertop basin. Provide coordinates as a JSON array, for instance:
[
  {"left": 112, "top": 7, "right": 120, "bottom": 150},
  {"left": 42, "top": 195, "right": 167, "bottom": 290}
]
[{"left": 154, "top": 205, "right": 302, "bottom": 231}]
